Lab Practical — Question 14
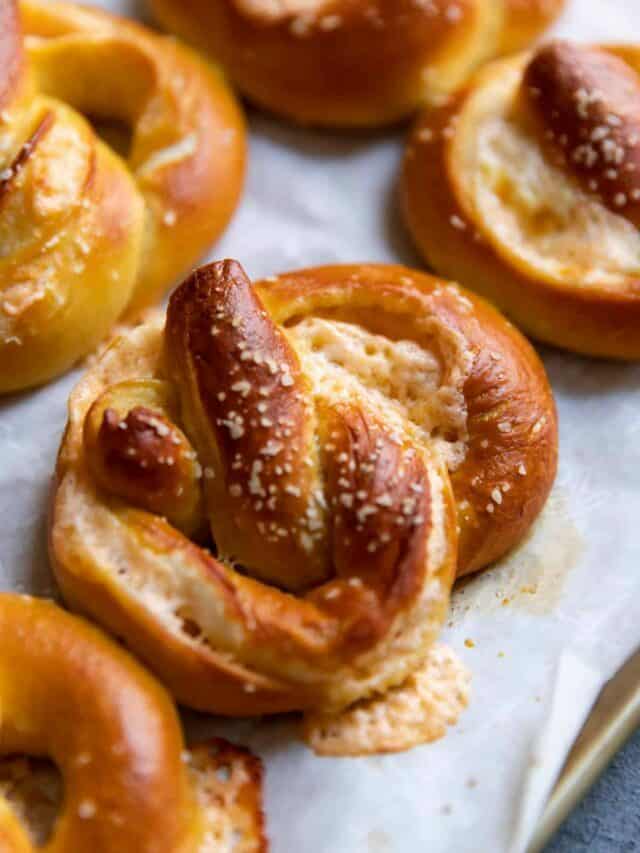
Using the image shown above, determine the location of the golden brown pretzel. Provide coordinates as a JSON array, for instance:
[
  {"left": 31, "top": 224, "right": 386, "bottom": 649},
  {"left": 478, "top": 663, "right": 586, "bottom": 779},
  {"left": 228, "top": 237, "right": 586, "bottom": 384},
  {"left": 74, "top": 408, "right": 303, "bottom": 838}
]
[
  {"left": 146, "top": 0, "right": 564, "bottom": 128},
  {"left": 50, "top": 260, "right": 556, "bottom": 726},
  {"left": 0, "top": 593, "right": 267, "bottom": 852},
  {"left": 402, "top": 40, "right": 640, "bottom": 360},
  {"left": 0, "top": 0, "right": 245, "bottom": 393}
]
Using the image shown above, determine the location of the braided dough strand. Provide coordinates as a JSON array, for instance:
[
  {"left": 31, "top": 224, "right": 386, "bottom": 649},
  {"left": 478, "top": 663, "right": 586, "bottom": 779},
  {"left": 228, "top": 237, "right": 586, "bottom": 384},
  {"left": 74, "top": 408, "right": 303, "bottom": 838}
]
[{"left": 51, "top": 260, "right": 556, "bottom": 723}]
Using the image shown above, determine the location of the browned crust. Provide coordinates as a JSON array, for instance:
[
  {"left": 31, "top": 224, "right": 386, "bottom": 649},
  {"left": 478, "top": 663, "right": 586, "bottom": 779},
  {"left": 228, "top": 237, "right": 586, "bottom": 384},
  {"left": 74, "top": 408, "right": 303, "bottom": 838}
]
[
  {"left": 446, "top": 289, "right": 557, "bottom": 575},
  {"left": 166, "top": 260, "right": 330, "bottom": 591},
  {"left": 50, "top": 261, "right": 465, "bottom": 716},
  {"left": 49, "top": 525, "right": 317, "bottom": 715},
  {"left": 0, "top": 594, "right": 192, "bottom": 851},
  {"left": 20, "top": 0, "right": 247, "bottom": 311},
  {"left": 0, "top": 102, "right": 145, "bottom": 394},
  {"left": 0, "top": 596, "right": 269, "bottom": 849},
  {"left": 257, "top": 263, "right": 558, "bottom": 577},
  {"left": 164, "top": 262, "right": 445, "bottom": 651},
  {"left": 90, "top": 406, "right": 190, "bottom": 502},
  {"left": 307, "top": 401, "right": 434, "bottom": 652},
  {"left": 165, "top": 261, "right": 443, "bottom": 618},
  {"left": 49, "top": 260, "right": 553, "bottom": 718},
  {"left": 84, "top": 402, "right": 203, "bottom": 535},
  {"left": 148, "top": 0, "right": 496, "bottom": 127},
  {"left": 0, "top": 0, "right": 246, "bottom": 395},
  {"left": 523, "top": 41, "right": 640, "bottom": 227},
  {"left": 401, "top": 61, "right": 640, "bottom": 360}
]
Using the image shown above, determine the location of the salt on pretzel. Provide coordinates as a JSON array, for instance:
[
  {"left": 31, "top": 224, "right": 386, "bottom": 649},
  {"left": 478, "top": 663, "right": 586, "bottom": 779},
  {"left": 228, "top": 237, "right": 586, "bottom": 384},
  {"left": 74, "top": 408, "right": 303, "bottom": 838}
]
[
  {"left": 0, "top": 0, "right": 245, "bottom": 392},
  {"left": 402, "top": 39, "right": 640, "bottom": 359},
  {"left": 50, "top": 260, "right": 556, "bottom": 728},
  {"left": 147, "top": 0, "right": 564, "bottom": 128},
  {"left": 0, "top": 593, "right": 267, "bottom": 852}
]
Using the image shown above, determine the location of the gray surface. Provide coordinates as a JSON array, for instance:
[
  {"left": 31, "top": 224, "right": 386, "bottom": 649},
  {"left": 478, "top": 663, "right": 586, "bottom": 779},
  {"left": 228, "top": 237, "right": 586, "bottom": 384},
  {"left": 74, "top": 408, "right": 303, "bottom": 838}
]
[{"left": 546, "top": 728, "right": 640, "bottom": 852}]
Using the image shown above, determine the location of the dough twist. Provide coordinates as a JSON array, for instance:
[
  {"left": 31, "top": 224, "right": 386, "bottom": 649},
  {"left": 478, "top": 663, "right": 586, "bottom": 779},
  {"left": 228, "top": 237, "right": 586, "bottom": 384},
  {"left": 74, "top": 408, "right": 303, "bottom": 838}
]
[
  {"left": 51, "top": 260, "right": 557, "bottom": 724},
  {"left": 0, "top": 0, "right": 245, "bottom": 392}
]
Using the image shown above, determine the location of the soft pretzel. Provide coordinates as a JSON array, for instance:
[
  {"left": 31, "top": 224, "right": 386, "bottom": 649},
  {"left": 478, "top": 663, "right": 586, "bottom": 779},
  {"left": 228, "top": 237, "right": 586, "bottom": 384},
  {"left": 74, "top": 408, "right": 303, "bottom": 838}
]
[
  {"left": 402, "top": 39, "right": 640, "bottom": 359},
  {"left": 0, "top": 0, "right": 245, "bottom": 393},
  {"left": 146, "top": 0, "right": 564, "bottom": 128},
  {"left": 50, "top": 260, "right": 556, "bottom": 730},
  {"left": 0, "top": 593, "right": 267, "bottom": 852}
]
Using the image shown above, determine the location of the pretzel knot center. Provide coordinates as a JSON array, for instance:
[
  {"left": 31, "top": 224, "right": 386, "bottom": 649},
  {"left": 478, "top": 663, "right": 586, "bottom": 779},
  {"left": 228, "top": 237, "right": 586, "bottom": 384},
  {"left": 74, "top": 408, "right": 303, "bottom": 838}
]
[{"left": 83, "top": 260, "right": 456, "bottom": 712}]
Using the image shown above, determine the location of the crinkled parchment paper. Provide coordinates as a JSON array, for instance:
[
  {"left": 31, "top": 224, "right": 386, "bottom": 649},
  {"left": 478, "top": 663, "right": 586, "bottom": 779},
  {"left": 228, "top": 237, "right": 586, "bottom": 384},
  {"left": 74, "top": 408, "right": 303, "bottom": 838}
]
[{"left": 2, "top": 2, "right": 640, "bottom": 850}]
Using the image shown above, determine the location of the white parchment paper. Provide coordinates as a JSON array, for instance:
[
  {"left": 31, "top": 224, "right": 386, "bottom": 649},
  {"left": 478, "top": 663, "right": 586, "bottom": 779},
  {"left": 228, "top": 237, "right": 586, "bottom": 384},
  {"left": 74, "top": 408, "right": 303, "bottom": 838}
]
[{"left": 2, "top": 2, "right": 640, "bottom": 850}]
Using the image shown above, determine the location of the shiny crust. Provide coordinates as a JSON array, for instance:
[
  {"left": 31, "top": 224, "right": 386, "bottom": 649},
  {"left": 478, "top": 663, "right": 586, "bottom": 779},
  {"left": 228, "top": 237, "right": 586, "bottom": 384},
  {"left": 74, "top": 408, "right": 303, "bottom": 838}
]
[
  {"left": 147, "top": 0, "right": 564, "bottom": 127},
  {"left": 523, "top": 41, "right": 640, "bottom": 227},
  {"left": 147, "top": 0, "right": 552, "bottom": 127},
  {"left": 0, "top": 594, "right": 267, "bottom": 852},
  {"left": 83, "top": 380, "right": 205, "bottom": 537},
  {"left": 50, "top": 261, "right": 556, "bottom": 716},
  {"left": 500, "top": 0, "right": 565, "bottom": 53},
  {"left": 52, "top": 261, "right": 459, "bottom": 715},
  {"left": 0, "top": 0, "right": 245, "bottom": 393},
  {"left": 259, "top": 264, "right": 557, "bottom": 576},
  {"left": 402, "top": 46, "right": 640, "bottom": 360},
  {"left": 165, "top": 262, "right": 331, "bottom": 591}
]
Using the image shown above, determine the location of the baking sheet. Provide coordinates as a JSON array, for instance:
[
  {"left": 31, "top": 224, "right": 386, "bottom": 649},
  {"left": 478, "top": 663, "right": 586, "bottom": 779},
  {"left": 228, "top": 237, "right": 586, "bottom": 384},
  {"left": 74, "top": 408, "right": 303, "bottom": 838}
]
[
  {"left": 2, "top": 1, "right": 640, "bottom": 850},
  {"left": 532, "top": 645, "right": 640, "bottom": 852}
]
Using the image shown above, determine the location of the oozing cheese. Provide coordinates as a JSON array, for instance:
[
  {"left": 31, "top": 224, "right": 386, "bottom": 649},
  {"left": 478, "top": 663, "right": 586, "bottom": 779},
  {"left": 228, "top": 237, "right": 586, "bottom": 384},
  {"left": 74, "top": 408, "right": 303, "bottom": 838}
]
[{"left": 454, "top": 63, "right": 640, "bottom": 288}]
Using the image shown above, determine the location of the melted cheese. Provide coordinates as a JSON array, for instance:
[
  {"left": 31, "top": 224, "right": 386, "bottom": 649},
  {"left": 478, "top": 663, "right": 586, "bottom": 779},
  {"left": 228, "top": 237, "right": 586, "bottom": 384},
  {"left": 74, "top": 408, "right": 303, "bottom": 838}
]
[
  {"left": 454, "top": 63, "right": 640, "bottom": 288},
  {"left": 302, "top": 643, "right": 471, "bottom": 755}
]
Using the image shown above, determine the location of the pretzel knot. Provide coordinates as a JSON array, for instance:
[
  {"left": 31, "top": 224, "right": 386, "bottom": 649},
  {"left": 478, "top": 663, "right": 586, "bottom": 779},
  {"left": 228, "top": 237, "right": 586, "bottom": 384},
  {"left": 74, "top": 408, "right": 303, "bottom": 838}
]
[
  {"left": 402, "top": 39, "right": 640, "bottom": 359},
  {"left": 51, "top": 260, "right": 557, "bottom": 741},
  {"left": 0, "top": 0, "right": 245, "bottom": 392}
]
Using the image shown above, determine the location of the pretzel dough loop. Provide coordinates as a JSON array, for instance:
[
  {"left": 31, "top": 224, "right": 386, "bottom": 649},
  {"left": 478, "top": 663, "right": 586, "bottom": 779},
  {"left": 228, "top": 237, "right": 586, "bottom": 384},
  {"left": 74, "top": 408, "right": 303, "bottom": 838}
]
[
  {"left": 147, "top": 0, "right": 565, "bottom": 127},
  {"left": 0, "top": 594, "right": 267, "bottom": 852},
  {"left": 402, "top": 40, "right": 640, "bottom": 359},
  {"left": 51, "top": 260, "right": 557, "bottom": 721},
  {"left": 0, "top": 0, "right": 245, "bottom": 392}
]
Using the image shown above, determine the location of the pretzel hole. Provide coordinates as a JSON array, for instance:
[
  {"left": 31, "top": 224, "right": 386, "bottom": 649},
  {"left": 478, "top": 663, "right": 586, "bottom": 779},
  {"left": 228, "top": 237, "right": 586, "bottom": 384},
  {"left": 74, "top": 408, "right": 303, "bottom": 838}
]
[
  {"left": 0, "top": 756, "right": 63, "bottom": 847},
  {"left": 25, "top": 37, "right": 158, "bottom": 169},
  {"left": 87, "top": 116, "right": 133, "bottom": 160}
]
